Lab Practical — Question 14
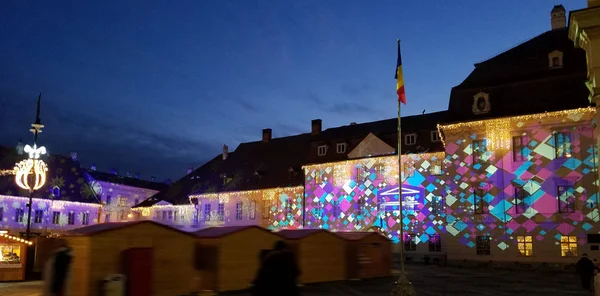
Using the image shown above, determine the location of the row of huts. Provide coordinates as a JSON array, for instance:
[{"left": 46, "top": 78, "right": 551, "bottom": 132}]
[{"left": 55, "top": 221, "right": 392, "bottom": 296}]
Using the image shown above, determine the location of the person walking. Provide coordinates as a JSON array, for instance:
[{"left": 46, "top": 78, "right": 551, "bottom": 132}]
[
  {"left": 252, "top": 241, "right": 300, "bottom": 296},
  {"left": 42, "top": 239, "right": 73, "bottom": 296},
  {"left": 577, "top": 253, "right": 595, "bottom": 292}
]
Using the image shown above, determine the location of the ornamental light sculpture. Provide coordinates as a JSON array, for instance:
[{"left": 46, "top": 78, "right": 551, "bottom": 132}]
[{"left": 14, "top": 93, "right": 48, "bottom": 239}]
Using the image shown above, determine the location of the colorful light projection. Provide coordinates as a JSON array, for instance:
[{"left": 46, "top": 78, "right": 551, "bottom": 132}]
[
  {"left": 303, "top": 153, "right": 447, "bottom": 243},
  {"left": 439, "top": 108, "right": 598, "bottom": 253}
]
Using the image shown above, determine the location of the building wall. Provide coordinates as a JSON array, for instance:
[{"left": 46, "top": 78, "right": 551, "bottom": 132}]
[
  {"left": 0, "top": 194, "right": 101, "bottom": 235},
  {"left": 95, "top": 181, "right": 159, "bottom": 223},
  {"left": 440, "top": 108, "right": 598, "bottom": 263}
]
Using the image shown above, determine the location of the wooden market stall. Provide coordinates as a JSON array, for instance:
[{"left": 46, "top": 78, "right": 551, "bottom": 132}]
[
  {"left": 194, "top": 225, "right": 281, "bottom": 292},
  {"left": 334, "top": 231, "right": 392, "bottom": 279},
  {"left": 60, "top": 220, "right": 196, "bottom": 296},
  {"left": 276, "top": 229, "right": 346, "bottom": 284},
  {"left": 0, "top": 232, "right": 33, "bottom": 281}
]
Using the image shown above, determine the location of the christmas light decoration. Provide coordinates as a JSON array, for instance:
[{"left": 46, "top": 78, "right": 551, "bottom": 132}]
[
  {"left": 437, "top": 107, "right": 596, "bottom": 149},
  {"left": 0, "top": 233, "right": 33, "bottom": 245},
  {"left": 14, "top": 145, "right": 48, "bottom": 191},
  {"left": 0, "top": 170, "right": 15, "bottom": 176}
]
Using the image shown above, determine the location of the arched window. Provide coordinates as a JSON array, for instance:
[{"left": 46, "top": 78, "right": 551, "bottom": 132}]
[{"left": 52, "top": 186, "right": 60, "bottom": 197}]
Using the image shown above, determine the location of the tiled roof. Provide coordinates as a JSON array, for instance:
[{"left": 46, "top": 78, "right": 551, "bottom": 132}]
[
  {"left": 445, "top": 28, "right": 590, "bottom": 123},
  {"left": 60, "top": 220, "right": 194, "bottom": 237},
  {"left": 84, "top": 169, "right": 168, "bottom": 191},
  {"left": 131, "top": 196, "right": 165, "bottom": 208},
  {"left": 193, "top": 225, "right": 271, "bottom": 238},
  {"left": 0, "top": 146, "right": 100, "bottom": 203}
]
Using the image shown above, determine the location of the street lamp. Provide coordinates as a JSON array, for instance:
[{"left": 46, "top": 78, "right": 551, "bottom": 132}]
[{"left": 14, "top": 93, "right": 48, "bottom": 239}]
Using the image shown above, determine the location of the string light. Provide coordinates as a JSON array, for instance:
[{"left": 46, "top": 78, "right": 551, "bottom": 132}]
[
  {"left": 188, "top": 186, "right": 303, "bottom": 201},
  {"left": 0, "top": 233, "right": 33, "bottom": 245},
  {"left": 0, "top": 170, "right": 15, "bottom": 176},
  {"left": 437, "top": 107, "right": 596, "bottom": 149},
  {"left": 0, "top": 194, "right": 102, "bottom": 209}
]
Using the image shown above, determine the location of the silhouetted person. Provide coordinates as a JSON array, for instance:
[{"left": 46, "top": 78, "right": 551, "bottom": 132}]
[
  {"left": 42, "top": 239, "right": 73, "bottom": 296},
  {"left": 577, "top": 253, "right": 595, "bottom": 291},
  {"left": 253, "top": 241, "right": 300, "bottom": 296}
]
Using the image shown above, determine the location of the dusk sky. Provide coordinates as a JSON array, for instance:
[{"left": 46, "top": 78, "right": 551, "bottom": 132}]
[{"left": 0, "top": 0, "right": 586, "bottom": 181}]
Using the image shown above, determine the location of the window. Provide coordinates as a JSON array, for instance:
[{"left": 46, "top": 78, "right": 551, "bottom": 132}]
[
  {"left": 336, "top": 143, "right": 347, "bottom": 154},
  {"left": 67, "top": 212, "right": 75, "bottom": 225},
  {"left": 517, "top": 236, "right": 533, "bottom": 256},
  {"left": 236, "top": 202, "right": 243, "bottom": 220},
  {"left": 554, "top": 132, "right": 572, "bottom": 158},
  {"left": 405, "top": 133, "right": 417, "bottom": 145},
  {"left": 404, "top": 233, "right": 417, "bottom": 251},
  {"left": 317, "top": 145, "right": 327, "bottom": 156},
  {"left": 193, "top": 212, "right": 199, "bottom": 225},
  {"left": 430, "top": 159, "right": 443, "bottom": 175},
  {"left": 167, "top": 211, "right": 173, "bottom": 221},
  {"left": 472, "top": 140, "right": 486, "bottom": 162},
  {"left": 204, "top": 204, "right": 212, "bottom": 221},
  {"left": 105, "top": 213, "right": 110, "bottom": 223},
  {"left": 15, "top": 209, "right": 24, "bottom": 223},
  {"left": 314, "top": 171, "right": 323, "bottom": 184},
  {"left": 161, "top": 211, "right": 167, "bottom": 221},
  {"left": 0, "top": 207, "right": 3, "bottom": 221},
  {"left": 52, "top": 186, "right": 60, "bottom": 197},
  {"left": 333, "top": 201, "right": 341, "bottom": 218},
  {"left": 431, "top": 196, "right": 442, "bottom": 215},
  {"left": 356, "top": 166, "right": 366, "bottom": 182},
  {"left": 514, "top": 187, "right": 530, "bottom": 214},
  {"left": 474, "top": 189, "right": 487, "bottom": 214},
  {"left": 403, "top": 195, "right": 417, "bottom": 215},
  {"left": 52, "top": 212, "right": 60, "bottom": 224},
  {"left": 285, "top": 199, "right": 293, "bottom": 215},
  {"left": 558, "top": 185, "right": 576, "bottom": 213},
  {"left": 512, "top": 135, "right": 528, "bottom": 162},
  {"left": 548, "top": 51, "right": 563, "bottom": 69},
  {"left": 249, "top": 200, "right": 256, "bottom": 220},
  {"left": 82, "top": 213, "right": 90, "bottom": 225},
  {"left": 403, "top": 162, "right": 415, "bottom": 178},
  {"left": 313, "top": 202, "right": 324, "bottom": 219},
  {"left": 431, "top": 130, "right": 440, "bottom": 142},
  {"left": 217, "top": 203, "right": 225, "bottom": 221},
  {"left": 34, "top": 210, "right": 43, "bottom": 223},
  {"left": 262, "top": 201, "right": 270, "bottom": 220},
  {"left": 560, "top": 236, "right": 578, "bottom": 257},
  {"left": 106, "top": 195, "right": 112, "bottom": 205},
  {"left": 429, "top": 234, "right": 442, "bottom": 252},
  {"left": 118, "top": 197, "right": 127, "bottom": 207},
  {"left": 476, "top": 236, "right": 491, "bottom": 255}
]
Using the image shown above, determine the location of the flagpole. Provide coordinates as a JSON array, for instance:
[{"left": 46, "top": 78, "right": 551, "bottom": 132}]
[{"left": 392, "top": 39, "right": 416, "bottom": 296}]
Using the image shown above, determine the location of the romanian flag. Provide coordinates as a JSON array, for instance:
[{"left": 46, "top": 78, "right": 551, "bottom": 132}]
[{"left": 395, "top": 41, "right": 406, "bottom": 105}]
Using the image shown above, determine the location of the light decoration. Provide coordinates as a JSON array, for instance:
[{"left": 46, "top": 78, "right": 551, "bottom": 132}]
[
  {"left": 0, "top": 233, "right": 33, "bottom": 245},
  {"left": 14, "top": 144, "right": 48, "bottom": 191},
  {"left": 188, "top": 186, "right": 303, "bottom": 202},
  {"left": 437, "top": 107, "right": 596, "bottom": 149},
  {"left": 0, "top": 170, "right": 15, "bottom": 176}
]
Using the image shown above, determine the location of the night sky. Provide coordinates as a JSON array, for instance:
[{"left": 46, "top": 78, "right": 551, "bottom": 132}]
[{"left": 0, "top": 0, "right": 586, "bottom": 181}]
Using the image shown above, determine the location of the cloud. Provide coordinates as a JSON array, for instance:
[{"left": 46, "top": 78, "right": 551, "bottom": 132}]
[
  {"left": 326, "top": 102, "right": 375, "bottom": 114},
  {"left": 340, "top": 83, "right": 371, "bottom": 96},
  {"left": 307, "top": 92, "right": 324, "bottom": 105}
]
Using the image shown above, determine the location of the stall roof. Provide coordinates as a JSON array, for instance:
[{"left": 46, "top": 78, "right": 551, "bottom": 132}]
[
  {"left": 61, "top": 220, "right": 195, "bottom": 237},
  {"left": 193, "top": 225, "right": 273, "bottom": 239},
  {"left": 334, "top": 231, "right": 390, "bottom": 241},
  {"left": 276, "top": 229, "right": 340, "bottom": 240}
]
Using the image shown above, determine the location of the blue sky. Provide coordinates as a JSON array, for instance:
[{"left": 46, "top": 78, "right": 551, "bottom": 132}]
[{"left": 0, "top": 0, "right": 586, "bottom": 180}]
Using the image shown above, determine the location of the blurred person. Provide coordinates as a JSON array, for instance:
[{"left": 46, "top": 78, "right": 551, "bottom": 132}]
[
  {"left": 42, "top": 239, "right": 73, "bottom": 296},
  {"left": 577, "top": 253, "right": 595, "bottom": 291},
  {"left": 253, "top": 241, "right": 300, "bottom": 296}
]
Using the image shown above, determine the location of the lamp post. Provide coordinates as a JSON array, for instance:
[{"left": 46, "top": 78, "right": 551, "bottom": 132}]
[{"left": 14, "top": 93, "right": 48, "bottom": 239}]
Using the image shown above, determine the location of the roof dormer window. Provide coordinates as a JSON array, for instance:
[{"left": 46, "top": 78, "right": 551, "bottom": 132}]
[
  {"left": 336, "top": 143, "right": 347, "bottom": 154},
  {"left": 431, "top": 130, "right": 440, "bottom": 142},
  {"left": 317, "top": 145, "right": 327, "bottom": 156},
  {"left": 405, "top": 134, "right": 417, "bottom": 146},
  {"left": 472, "top": 92, "right": 490, "bottom": 115},
  {"left": 548, "top": 50, "right": 563, "bottom": 69}
]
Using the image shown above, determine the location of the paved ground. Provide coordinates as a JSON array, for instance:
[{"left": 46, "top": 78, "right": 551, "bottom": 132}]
[{"left": 0, "top": 265, "right": 591, "bottom": 296}]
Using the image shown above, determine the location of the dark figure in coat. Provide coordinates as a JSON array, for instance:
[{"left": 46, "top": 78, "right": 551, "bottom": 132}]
[
  {"left": 576, "top": 253, "right": 596, "bottom": 291},
  {"left": 252, "top": 241, "right": 301, "bottom": 296},
  {"left": 42, "top": 239, "right": 73, "bottom": 296}
]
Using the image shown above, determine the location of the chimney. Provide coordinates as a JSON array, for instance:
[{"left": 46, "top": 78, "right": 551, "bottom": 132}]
[
  {"left": 222, "top": 145, "right": 229, "bottom": 160},
  {"left": 186, "top": 166, "right": 193, "bottom": 175},
  {"left": 150, "top": 176, "right": 156, "bottom": 182},
  {"left": 110, "top": 168, "right": 118, "bottom": 175},
  {"left": 589, "top": 0, "right": 600, "bottom": 8},
  {"left": 70, "top": 152, "right": 78, "bottom": 161},
  {"left": 90, "top": 164, "right": 97, "bottom": 171},
  {"left": 16, "top": 139, "right": 24, "bottom": 155},
  {"left": 262, "top": 128, "right": 272, "bottom": 143},
  {"left": 311, "top": 119, "right": 322, "bottom": 135},
  {"left": 551, "top": 5, "right": 566, "bottom": 30}
]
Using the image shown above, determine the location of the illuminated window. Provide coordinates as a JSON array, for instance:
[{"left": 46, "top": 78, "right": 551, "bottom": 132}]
[
  {"left": 517, "top": 235, "right": 533, "bottom": 256},
  {"left": 105, "top": 214, "right": 110, "bottom": 223},
  {"left": 336, "top": 143, "right": 347, "bottom": 154},
  {"left": 118, "top": 197, "right": 128, "bottom": 207},
  {"left": 34, "top": 210, "right": 43, "bottom": 223},
  {"left": 431, "top": 196, "right": 443, "bottom": 215},
  {"left": 0, "top": 207, "right": 3, "bottom": 221},
  {"left": 67, "top": 212, "right": 75, "bottom": 225},
  {"left": 167, "top": 211, "right": 173, "bottom": 221},
  {"left": 514, "top": 187, "right": 530, "bottom": 214},
  {"left": 554, "top": 132, "right": 572, "bottom": 158},
  {"left": 52, "top": 186, "right": 60, "bottom": 197},
  {"left": 262, "top": 201, "right": 271, "bottom": 220},
  {"left": 558, "top": 185, "right": 576, "bottom": 213},
  {"left": 106, "top": 195, "right": 112, "bottom": 205},
  {"left": 217, "top": 203, "right": 225, "bottom": 221},
  {"left": 82, "top": 213, "right": 90, "bottom": 225},
  {"left": 472, "top": 140, "right": 486, "bottom": 162},
  {"left": 551, "top": 57, "right": 561, "bottom": 68},
  {"left": 249, "top": 200, "right": 256, "bottom": 220},
  {"left": 285, "top": 198, "right": 294, "bottom": 216},
  {"left": 52, "top": 212, "right": 60, "bottom": 224},
  {"left": 404, "top": 233, "right": 417, "bottom": 251},
  {"left": 476, "top": 236, "right": 491, "bottom": 255},
  {"left": 14, "top": 209, "right": 24, "bottom": 223},
  {"left": 560, "top": 236, "right": 578, "bottom": 257},
  {"left": 236, "top": 202, "right": 243, "bottom": 220},
  {"left": 315, "top": 171, "right": 322, "bottom": 184},
  {"left": 204, "top": 204, "right": 211, "bottom": 221},
  {"left": 431, "top": 130, "right": 440, "bottom": 142},
  {"left": 317, "top": 145, "right": 327, "bottom": 156},
  {"left": 333, "top": 200, "right": 341, "bottom": 218},
  {"left": 512, "top": 135, "right": 528, "bottom": 162},
  {"left": 474, "top": 189, "right": 487, "bottom": 214},
  {"left": 356, "top": 166, "right": 366, "bottom": 182},
  {"left": 429, "top": 234, "right": 441, "bottom": 252},
  {"left": 430, "top": 159, "right": 443, "bottom": 175},
  {"left": 403, "top": 195, "right": 417, "bottom": 215},
  {"left": 403, "top": 162, "right": 415, "bottom": 178},
  {"left": 313, "top": 202, "right": 324, "bottom": 219},
  {"left": 161, "top": 211, "right": 167, "bottom": 221},
  {"left": 405, "top": 134, "right": 417, "bottom": 145}
]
